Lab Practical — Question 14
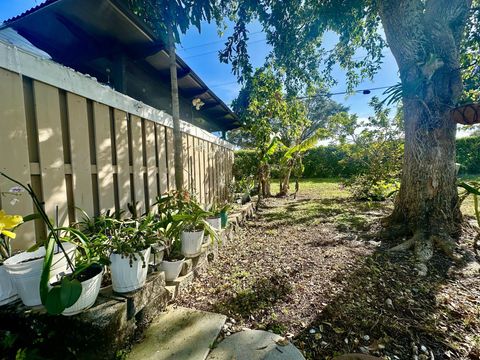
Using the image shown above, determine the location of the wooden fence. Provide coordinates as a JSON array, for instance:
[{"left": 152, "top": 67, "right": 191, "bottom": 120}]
[{"left": 0, "top": 66, "right": 234, "bottom": 251}]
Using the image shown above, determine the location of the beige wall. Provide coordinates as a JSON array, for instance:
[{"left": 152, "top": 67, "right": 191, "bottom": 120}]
[{"left": 0, "top": 68, "right": 233, "bottom": 251}]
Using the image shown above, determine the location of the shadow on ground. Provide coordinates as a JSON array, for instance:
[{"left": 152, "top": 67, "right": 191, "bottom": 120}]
[
  {"left": 180, "top": 188, "right": 480, "bottom": 360},
  {"left": 293, "top": 250, "right": 480, "bottom": 359}
]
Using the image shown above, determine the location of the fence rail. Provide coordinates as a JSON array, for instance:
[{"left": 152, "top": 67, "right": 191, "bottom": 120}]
[{"left": 0, "top": 67, "right": 233, "bottom": 251}]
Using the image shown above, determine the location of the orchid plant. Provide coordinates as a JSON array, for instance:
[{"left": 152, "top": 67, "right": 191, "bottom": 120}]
[{"left": 0, "top": 210, "right": 23, "bottom": 261}]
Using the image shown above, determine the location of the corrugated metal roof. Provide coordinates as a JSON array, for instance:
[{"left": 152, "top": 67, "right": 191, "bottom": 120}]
[{"left": 2, "top": 0, "right": 60, "bottom": 25}]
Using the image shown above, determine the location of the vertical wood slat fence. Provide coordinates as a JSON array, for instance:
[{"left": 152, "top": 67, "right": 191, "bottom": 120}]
[{"left": 0, "top": 67, "right": 234, "bottom": 251}]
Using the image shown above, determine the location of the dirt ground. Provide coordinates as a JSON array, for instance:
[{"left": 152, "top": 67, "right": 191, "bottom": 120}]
[{"left": 177, "top": 179, "right": 480, "bottom": 360}]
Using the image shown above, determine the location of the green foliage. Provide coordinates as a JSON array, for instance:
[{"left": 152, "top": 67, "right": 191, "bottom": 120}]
[
  {"left": 302, "top": 136, "right": 480, "bottom": 180},
  {"left": 459, "top": 1, "right": 480, "bottom": 104},
  {"left": 233, "top": 149, "right": 257, "bottom": 180},
  {"left": 302, "top": 145, "right": 366, "bottom": 178},
  {"left": 456, "top": 136, "right": 480, "bottom": 174},
  {"left": 328, "top": 98, "right": 404, "bottom": 201},
  {"left": 458, "top": 181, "right": 480, "bottom": 227},
  {"left": 302, "top": 87, "right": 349, "bottom": 140},
  {"left": 219, "top": 1, "right": 385, "bottom": 93},
  {"left": 107, "top": 216, "right": 158, "bottom": 263},
  {"left": 156, "top": 190, "right": 218, "bottom": 254},
  {"left": 127, "top": 0, "right": 218, "bottom": 43}
]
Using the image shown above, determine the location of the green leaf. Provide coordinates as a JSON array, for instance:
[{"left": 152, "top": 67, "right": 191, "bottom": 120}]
[
  {"left": 21, "top": 213, "right": 42, "bottom": 223},
  {"left": 60, "top": 277, "right": 82, "bottom": 308},
  {"left": 44, "top": 287, "right": 65, "bottom": 315},
  {"left": 458, "top": 181, "right": 480, "bottom": 195},
  {"left": 40, "top": 237, "right": 56, "bottom": 305}
]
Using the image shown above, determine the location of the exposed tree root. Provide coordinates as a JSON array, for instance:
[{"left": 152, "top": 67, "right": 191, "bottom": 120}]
[
  {"left": 388, "top": 230, "right": 462, "bottom": 276},
  {"left": 388, "top": 237, "right": 415, "bottom": 252}
]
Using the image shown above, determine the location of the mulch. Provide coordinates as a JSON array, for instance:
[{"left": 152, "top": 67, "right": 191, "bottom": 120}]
[{"left": 177, "top": 191, "right": 480, "bottom": 360}]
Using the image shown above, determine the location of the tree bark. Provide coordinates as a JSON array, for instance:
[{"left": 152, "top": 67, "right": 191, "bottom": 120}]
[
  {"left": 278, "top": 165, "right": 293, "bottom": 197},
  {"left": 378, "top": 0, "right": 471, "bottom": 273},
  {"left": 259, "top": 164, "right": 272, "bottom": 198},
  {"left": 167, "top": 18, "right": 184, "bottom": 191}
]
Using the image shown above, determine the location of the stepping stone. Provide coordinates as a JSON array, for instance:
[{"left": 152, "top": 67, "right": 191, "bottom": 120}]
[
  {"left": 207, "top": 329, "right": 305, "bottom": 360},
  {"left": 128, "top": 306, "right": 226, "bottom": 360}
]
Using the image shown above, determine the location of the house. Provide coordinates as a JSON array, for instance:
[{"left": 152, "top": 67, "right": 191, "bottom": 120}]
[
  {"left": 0, "top": 0, "right": 236, "bottom": 251},
  {"left": 2, "top": 0, "right": 240, "bottom": 134}
]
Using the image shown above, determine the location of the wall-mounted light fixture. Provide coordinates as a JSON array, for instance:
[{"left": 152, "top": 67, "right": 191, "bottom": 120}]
[{"left": 192, "top": 98, "right": 205, "bottom": 110}]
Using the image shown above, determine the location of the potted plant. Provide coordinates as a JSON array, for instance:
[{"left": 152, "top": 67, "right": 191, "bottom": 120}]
[
  {"left": 207, "top": 201, "right": 232, "bottom": 230},
  {"left": 74, "top": 209, "right": 118, "bottom": 289},
  {"left": 173, "top": 202, "right": 217, "bottom": 257},
  {"left": 159, "top": 236, "right": 185, "bottom": 282},
  {"left": 220, "top": 205, "right": 231, "bottom": 229},
  {"left": 1, "top": 172, "right": 108, "bottom": 315},
  {"left": 206, "top": 202, "right": 222, "bottom": 231},
  {"left": 1, "top": 173, "right": 78, "bottom": 308},
  {"left": 46, "top": 227, "right": 106, "bottom": 316},
  {"left": 108, "top": 215, "right": 156, "bottom": 293}
]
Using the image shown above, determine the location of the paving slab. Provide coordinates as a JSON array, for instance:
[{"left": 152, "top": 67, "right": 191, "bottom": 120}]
[
  {"left": 128, "top": 306, "right": 226, "bottom": 360},
  {"left": 207, "top": 329, "right": 305, "bottom": 360}
]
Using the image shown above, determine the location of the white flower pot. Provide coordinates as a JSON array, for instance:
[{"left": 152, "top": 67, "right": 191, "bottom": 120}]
[
  {"left": 50, "top": 266, "right": 103, "bottom": 316},
  {"left": 160, "top": 259, "right": 184, "bottom": 282},
  {"left": 181, "top": 230, "right": 204, "bottom": 257},
  {"left": 109, "top": 247, "right": 151, "bottom": 293},
  {"left": 0, "top": 265, "right": 18, "bottom": 306},
  {"left": 206, "top": 217, "right": 222, "bottom": 231},
  {"left": 3, "top": 243, "right": 76, "bottom": 307}
]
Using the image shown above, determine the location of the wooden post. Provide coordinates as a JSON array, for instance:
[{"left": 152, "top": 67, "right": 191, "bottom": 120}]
[{"left": 167, "top": 15, "right": 184, "bottom": 191}]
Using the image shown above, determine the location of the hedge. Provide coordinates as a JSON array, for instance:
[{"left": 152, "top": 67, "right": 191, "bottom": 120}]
[
  {"left": 233, "top": 136, "right": 480, "bottom": 180},
  {"left": 456, "top": 136, "right": 480, "bottom": 174}
]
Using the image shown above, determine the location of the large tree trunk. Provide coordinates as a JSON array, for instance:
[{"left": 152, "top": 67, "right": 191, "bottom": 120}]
[
  {"left": 378, "top": 0, "right": 471, "bottom": 273},
  {"left": 167, "top": 19, "right": 184, "bottom": 191}
]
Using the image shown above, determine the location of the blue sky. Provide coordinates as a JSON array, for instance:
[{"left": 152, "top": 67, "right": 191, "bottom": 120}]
[{"left": 0, "top": 1, "right": 401, "bottom": 119}]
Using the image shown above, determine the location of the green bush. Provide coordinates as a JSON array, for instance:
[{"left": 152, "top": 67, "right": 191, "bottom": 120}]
[
  {"left": 302, "top": 145, "right": 367, "bottom": 178},
  {"left": 234, "top": 136, "right": 480, "bottom": 182},
  {"left": 233, "top": 149, "right": 257, "bottom": 180},
  {"left": 300, "top": 136, "right": 480, "bottom": 179},
  {"left": 457, "top": 136, "right": 480, "bottom": 174}
]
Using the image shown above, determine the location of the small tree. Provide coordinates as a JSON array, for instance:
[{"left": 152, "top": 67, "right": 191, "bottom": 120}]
[
  {"left": 232, "top": 69, "right": 288, "bottom": 197},
  {"left": 329, "top": 98, "right": 404, "bottom": 200}
]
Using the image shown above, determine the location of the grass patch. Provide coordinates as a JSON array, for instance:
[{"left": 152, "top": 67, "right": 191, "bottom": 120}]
[{"left": 272, "top": 177, "right": 480, "bottom": 218}]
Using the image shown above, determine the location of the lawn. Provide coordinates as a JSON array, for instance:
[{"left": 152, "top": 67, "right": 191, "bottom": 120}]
[
  {"left": 271, "top": 177, "right": 480, "bottom": 219},
  {"left": 179, "top": 177, "right": 480, "bottom": 359}
]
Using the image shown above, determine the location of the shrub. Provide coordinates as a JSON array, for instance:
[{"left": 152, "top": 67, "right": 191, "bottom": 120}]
[
  {"left": 303, "top": 145, "right": 367, "bottom": 178},
  {"left": 456, "top": 136, "right": 480, "bottom": 174},
  {"left": 233, "top": 149, "right": 257, "bottom": 180}
]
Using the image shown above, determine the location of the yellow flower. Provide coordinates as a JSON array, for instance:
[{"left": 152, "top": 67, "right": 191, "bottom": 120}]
[{"left": 0, "top": 210, "right": 23, "bottom": 239}]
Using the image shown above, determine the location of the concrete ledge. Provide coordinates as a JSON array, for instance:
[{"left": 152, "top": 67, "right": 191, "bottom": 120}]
[
  {"left": 116, "top": 272, "right": 166, "bottom": 319},
  {"left": 0, "top": 202, "right": 257, "bottom": 359}
]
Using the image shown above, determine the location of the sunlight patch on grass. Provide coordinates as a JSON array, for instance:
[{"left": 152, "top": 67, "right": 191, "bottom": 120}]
[
  {"left": 272, "top": 177, "right": 480, "bottom": 218},
  {"left": 460, "top": 175, "right": 480, "bottom": 218}
]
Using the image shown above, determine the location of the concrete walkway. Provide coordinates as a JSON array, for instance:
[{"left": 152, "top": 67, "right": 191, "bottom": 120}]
[
  {"left": 128, "top": 307, "right": 226, "bottom": 360},
  {"left": 207, "top": 329, "right": 305, "bottom": 360},
  {"left": 128, "top": 307, "right": 305, "bottom": 360}
]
